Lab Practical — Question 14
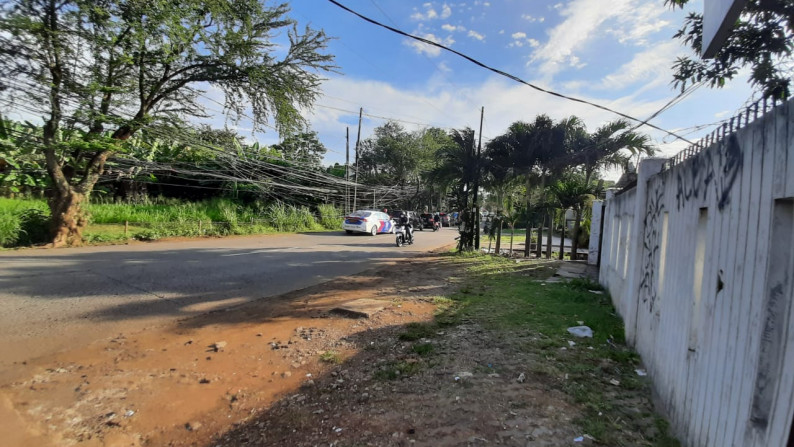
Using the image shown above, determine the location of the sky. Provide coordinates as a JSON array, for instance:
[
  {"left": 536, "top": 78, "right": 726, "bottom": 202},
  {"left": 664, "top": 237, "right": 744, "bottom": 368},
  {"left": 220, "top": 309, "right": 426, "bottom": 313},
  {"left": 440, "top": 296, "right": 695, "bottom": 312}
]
[
  {"left": 221, "top": 0, "right": 755, "bottom": 179},
  {"left": 4, "top": 0, "right": 756, "bottom": 180}
]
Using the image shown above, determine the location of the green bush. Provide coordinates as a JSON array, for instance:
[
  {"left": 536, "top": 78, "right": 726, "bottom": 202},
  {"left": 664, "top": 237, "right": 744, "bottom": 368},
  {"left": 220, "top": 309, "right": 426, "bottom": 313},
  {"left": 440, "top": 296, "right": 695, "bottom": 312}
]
[
  {"left": 0, "top": 198, "right": 50, "bottom": 247},
  {"left": 317, "top": 204, "right": 342, "bottom": 230}
]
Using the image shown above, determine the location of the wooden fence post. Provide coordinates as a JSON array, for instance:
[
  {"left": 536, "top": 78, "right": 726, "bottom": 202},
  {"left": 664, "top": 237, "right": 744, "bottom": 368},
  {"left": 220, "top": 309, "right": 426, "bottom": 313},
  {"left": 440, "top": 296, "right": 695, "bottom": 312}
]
[{"left": 124, "top": 221, "right": 128, "bottom": 237}]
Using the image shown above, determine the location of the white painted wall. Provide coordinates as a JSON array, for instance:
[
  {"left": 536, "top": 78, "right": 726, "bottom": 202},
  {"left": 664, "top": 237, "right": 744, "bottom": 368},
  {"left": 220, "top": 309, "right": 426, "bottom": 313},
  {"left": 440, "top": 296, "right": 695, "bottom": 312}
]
[{"left": 596, "top": 98, "right": 794, "bottom": 447}]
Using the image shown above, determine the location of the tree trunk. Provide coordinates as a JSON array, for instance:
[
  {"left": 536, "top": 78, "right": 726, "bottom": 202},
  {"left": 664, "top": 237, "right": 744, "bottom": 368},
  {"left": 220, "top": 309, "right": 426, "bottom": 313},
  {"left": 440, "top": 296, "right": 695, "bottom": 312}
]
[
  {"left": 571, "top": 207, "right": 582, "bottom": 259},
  {"left": 49, "top": 188, "right": 87, "bottom": 247},
  {"left": 494, "top": 219, "right": 502, "bottom": 255},
  {"left": 523, "top": 175, "right": 532, "bottom": 257},
  {"left": 545, "top": 210, "right": 553, "bottom": 259},
  {"left": 535, "top": 172, "right": 548, "bottom": 258},
  {"left": 558, "top": 212, "right": 565, "bottom": 260}
]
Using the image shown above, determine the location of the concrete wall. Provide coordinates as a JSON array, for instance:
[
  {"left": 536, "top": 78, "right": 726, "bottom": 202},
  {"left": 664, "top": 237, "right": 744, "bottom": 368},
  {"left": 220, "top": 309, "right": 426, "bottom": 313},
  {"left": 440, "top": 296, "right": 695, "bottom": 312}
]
[{"left": 596, "top": 98, "right": 794, "bottom": 447}]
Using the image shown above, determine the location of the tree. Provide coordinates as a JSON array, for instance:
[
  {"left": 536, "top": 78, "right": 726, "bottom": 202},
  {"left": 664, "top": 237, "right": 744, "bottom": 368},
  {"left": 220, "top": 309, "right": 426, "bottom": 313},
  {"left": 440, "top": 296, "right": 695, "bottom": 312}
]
[
  {"left": 565, "top": 119, "right": 654, "bottom": 254},
  {"left": 667, "top": 0, "right": 793, "bottom": 99},
  {"left": 0, "top": 0, "right": 334, "bottom": 245},
  {"left": 271, "top": 131, "right": 327, "bottom": 167},
  {"left": 358, "top": 122, "right": 451, "bottom": 209},
  {"left": 548, "top": 175, "right": 598, "bottom": 260},
  {"left": 430, "top": 128, "right": 478, "bottom": 250}
]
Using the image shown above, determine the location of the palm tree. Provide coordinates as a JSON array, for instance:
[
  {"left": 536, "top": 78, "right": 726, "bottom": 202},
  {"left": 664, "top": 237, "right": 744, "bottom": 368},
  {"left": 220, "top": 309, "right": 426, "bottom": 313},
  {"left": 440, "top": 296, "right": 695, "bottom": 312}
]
[
  {"left": 430, "top": 128, "right": 478, "bottom": 250},
  {"left": 566, "top": 120, "right": 655, "bottom": 254},
  {"left": 548, "top": 175, "right": 598, "bottom": 260}
]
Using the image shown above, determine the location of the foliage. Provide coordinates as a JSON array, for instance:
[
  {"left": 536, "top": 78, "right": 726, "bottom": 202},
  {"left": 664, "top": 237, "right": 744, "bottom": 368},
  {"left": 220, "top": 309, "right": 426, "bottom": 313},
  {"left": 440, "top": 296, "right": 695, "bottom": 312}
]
[
  {"left": 317, "top": 203, "right": 342, "bottom": 230},
  {"left": 0, "top": 198, "right": 50, "bottom": 246},
  {"left": 1, "top": 197, "right": 339, "bottom": 246},
  {"left": 433, "top": 253, "right": 680, "bottom": 446},
  {"left": 357, "top": 123, "right": 454, "bottom": 209},
  {"left": 271, "top": 131, "right": 327, "bottom": 167},
  {"left": 0, "top": 0, "right": 335, "bottom": 245},
  {"left": 667, "top": 0, "right": 793, "bottom": 99},
  {"left": 0, "top": 117, "right": 50, "bottom": 194}
]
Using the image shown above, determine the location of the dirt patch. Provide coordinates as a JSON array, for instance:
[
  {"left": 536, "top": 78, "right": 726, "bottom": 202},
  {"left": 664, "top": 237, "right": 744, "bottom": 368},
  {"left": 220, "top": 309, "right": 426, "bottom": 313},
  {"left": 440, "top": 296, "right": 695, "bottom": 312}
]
[
  {"left": 0, "top": 251, "right": 475, "bottom": 446},
  {"left": 1, "top": 253, "right": 673, "bottom": 447}
]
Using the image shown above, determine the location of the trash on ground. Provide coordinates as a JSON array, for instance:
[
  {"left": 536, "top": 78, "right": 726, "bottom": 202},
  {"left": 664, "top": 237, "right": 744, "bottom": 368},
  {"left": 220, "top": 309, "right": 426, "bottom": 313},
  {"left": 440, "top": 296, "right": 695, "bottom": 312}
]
[
  {"left": 635, "top": 369, "right": 647, "bottom": 376},
  {"left": 609, "top": 379, "right": 620, "bottom": 386},
  {"left": 567, "top": 326, "right": 593, "bottom": 338},
  {"left": 517, "top": 373, "right": 526, "bottom": 383},
  {"left": 568, "top": 340, "right": 576, "bottom": 347},
  {"left": 588, "top": 290, "right": 604, "bottom": 295}
]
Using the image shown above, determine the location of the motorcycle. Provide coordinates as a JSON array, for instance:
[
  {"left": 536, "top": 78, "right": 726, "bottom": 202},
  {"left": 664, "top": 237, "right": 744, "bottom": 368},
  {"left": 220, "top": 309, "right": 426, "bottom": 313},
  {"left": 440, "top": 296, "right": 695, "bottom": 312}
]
[{"left": 395, "top": 223, "right": 414, "bottom": 247}]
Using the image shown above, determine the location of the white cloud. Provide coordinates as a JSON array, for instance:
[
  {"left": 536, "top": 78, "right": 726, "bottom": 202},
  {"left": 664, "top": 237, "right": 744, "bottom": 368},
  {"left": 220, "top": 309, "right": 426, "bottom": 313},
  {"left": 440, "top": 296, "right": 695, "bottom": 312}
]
[
  {"left": 605, "top": 2, "right": 670, "bottom": 45},
  {"left": 509, "top": 33, "right": 539, "bottom": 49},
  {"left": 468, "top": 30, "right": 485, "bottom": 41},
  {"left": 306, "top": 75, "right": 727, "bottom": 181},
  {"left": 595, "top": 41, "right": 682, "bottom": 91},
  {"left": 404, "top": 33, "right": 455, "bottom": 57},
  {"left": 530, "top": 0, "right": 634, "bottom": 78},
  {"left": 442, "top": 23, "right": 466, "bottom": 32},
  {"left": 411, "top": 4, "right": 439, "bottom": 21},
  {"left": 529, "top": 0, "right": 674, "bottom": 79},
  {"left": 521, "top": 14, "right": 544, "bottom": 22},
  {"left": 441, "top": 3, "right": 452, "bottom": 19}
]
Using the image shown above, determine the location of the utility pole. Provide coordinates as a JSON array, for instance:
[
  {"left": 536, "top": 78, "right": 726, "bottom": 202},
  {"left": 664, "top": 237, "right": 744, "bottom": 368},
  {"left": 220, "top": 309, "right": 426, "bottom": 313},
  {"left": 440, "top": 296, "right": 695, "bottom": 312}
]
[
  {"left": 345, "top": 127, "right": 350, "bottom": 215},
  {"left": 473, "top": 106, "right": 484, "bottom": 250},
  {"left": 353, "top": 108, "right": 362, "bottom": 211}
]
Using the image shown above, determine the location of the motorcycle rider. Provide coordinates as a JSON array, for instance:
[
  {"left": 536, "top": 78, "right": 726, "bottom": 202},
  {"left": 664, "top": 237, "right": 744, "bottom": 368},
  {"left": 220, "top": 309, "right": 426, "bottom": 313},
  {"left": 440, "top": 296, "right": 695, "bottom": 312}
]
[{"left": 398, "top": 211, "right": 414, "bottom": 243}]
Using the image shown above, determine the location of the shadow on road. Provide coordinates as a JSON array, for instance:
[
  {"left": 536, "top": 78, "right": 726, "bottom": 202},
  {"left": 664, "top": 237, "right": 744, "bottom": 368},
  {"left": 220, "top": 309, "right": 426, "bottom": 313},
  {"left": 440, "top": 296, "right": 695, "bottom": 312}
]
[{"left": 0, "top": 243, "right": 450, "bottom": 329}]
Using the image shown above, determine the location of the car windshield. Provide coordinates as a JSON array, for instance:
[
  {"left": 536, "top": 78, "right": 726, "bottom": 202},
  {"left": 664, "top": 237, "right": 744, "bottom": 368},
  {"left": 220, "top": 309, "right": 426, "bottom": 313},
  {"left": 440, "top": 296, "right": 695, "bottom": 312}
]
[{"left": 350, "top": 211, "right": 371, "bottom": 218}]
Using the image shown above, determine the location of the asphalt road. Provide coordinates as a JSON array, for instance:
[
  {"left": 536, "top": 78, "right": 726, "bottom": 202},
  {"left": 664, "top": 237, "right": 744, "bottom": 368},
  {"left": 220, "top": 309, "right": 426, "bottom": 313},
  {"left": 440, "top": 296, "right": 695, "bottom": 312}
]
[{"left": 0, "top": 229, "right": 456, "bottom": 370}]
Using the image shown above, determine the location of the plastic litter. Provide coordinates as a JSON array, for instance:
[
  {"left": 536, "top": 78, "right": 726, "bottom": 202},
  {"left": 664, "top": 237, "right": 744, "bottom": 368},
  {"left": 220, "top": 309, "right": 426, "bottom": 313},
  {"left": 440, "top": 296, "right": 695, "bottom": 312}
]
[
  {"left": 588, "top": 290, "right": 604, "bottom": 295},
  {"left": 574, "top": 436, "right": 584, "bottom": 442},
  {"left": 568, "top": 340, "right": 576, "bottom": 347},
  {"left": 567, "top": 326, "right": 593, "bottom": 338},
  {"left": 517, "top": 373, "right": 526, "bottom": 383},
  {"left": 609, "top": 379, "right": 620, "bottom": 386},
  {"left": 124, "top": 410, "right": 135, "bottom": 417},
  {"left": 635, "top": 369, "right": 647, "bottom": 376}
]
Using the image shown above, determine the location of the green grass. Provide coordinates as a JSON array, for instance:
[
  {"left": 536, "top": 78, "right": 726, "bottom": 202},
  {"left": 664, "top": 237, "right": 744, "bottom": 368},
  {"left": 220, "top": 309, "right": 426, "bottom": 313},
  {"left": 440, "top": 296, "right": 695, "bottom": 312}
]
[
  {"left": 0, "top": 198, "right": 50, "bottom": 247},
  {"left": 374, "top": 360, "right": 425, "bottom": 381},
  {"left": 319, "top": 351, "right": 342, "bottom": 364},
  {"left": 428, "top": 252, "right": 679, "bottom": 446},
  {"left": 0, "top": 197, "right": 342, "bottom": 247}
]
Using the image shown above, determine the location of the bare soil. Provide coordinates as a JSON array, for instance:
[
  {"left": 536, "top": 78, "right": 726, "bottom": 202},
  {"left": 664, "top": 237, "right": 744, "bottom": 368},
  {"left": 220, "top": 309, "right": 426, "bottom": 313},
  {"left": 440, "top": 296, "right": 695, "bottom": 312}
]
[{"left": 0, "top": 251, "right": 591, "bottom": 446}]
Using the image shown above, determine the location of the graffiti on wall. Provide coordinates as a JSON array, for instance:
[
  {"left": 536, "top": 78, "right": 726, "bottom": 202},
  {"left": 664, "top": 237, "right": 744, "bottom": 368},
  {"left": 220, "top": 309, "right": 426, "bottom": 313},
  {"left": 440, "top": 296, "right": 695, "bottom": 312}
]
[
  {"left": 639, "top": 181, "right": 665, "bottom": 313},
  {"left": 675, "top": 134, "right": 743, "bottom": 211}
]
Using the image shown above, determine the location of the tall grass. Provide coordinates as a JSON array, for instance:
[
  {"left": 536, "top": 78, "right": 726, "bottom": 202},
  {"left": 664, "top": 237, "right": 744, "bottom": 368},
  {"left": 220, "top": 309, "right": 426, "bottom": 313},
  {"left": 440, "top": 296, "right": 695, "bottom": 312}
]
[
  {"left": 1, "top": 197, "right": 341, "bottom": 246},
  {"left": 0, "top": 198, "right": 50, "bottom": 247}
]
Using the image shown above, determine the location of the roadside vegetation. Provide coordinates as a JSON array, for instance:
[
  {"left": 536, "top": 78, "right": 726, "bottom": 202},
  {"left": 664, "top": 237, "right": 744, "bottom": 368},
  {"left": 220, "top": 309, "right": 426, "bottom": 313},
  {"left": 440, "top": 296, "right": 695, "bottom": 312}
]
[
  {"left": 392, "top": 253, "right": 680, "bottom": 446},
  {"left": 0, "top": 197, "right": 341, "bottom": 247}
]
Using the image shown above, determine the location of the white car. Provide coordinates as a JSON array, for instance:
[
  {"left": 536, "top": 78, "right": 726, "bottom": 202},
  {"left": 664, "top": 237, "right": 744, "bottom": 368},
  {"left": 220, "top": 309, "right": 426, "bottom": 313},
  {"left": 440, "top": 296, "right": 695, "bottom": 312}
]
[{"left": 342, "top": 210, "right": 395, "bottom": 236}]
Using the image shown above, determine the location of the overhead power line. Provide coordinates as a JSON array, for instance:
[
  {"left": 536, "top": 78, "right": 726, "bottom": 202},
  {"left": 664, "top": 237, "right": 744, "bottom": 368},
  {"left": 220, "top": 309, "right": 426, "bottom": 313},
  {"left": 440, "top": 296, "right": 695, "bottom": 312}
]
[{"left": 326, "top": 0, "right": 694, "bottom": 146}]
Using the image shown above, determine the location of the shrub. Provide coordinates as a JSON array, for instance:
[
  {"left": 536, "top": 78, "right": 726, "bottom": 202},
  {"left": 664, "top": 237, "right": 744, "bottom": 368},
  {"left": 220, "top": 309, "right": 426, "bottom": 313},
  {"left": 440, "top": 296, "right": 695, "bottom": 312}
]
[{"left": 317, "top": 204, "right": 341, "bottom": 230}]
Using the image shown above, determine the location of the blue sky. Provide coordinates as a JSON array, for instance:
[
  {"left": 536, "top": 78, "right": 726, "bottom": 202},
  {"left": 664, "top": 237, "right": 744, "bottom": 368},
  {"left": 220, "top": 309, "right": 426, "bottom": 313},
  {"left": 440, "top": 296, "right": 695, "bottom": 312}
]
[{"left": 222, "top": 0, "right": 754, "bottom": 178}]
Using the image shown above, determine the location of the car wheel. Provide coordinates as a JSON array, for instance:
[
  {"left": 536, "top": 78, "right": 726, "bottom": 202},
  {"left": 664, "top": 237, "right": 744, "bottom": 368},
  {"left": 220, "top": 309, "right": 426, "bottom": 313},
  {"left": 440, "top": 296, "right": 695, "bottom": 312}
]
[
  {"left": 345, "top": 230, "right": 353, "bottom": 234},
  {"left": 370, "top": 225, "right": 378, "bottom": 236}
]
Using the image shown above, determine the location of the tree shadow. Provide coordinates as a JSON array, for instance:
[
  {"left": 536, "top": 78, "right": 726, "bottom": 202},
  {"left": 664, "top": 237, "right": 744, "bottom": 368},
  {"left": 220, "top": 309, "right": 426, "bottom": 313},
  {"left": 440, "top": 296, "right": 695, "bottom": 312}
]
[{"left": 0, "top": 241, "right": 446, "bottom": 328}]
